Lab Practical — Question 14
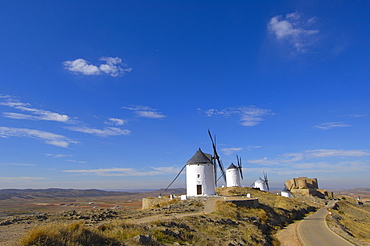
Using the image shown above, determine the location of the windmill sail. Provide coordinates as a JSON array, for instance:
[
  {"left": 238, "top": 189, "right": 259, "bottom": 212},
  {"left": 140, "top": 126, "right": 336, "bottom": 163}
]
[
  {"left": 208, "top": 130, "right": 226, "bottom": 184},
  {"left": 263, "top": 172, "right": 269, "bottom": 191},
  {"left": 236, "top": 154, "right": 243, "bottom": 180}
]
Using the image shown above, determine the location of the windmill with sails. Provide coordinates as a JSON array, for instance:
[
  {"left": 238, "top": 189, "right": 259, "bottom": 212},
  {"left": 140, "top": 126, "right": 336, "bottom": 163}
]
[
  {"left": 226, "top": 155, "right": 244, "bottom": 187},
  {"left": 252, "top": 172, "right": 270, "bottom": 191}
]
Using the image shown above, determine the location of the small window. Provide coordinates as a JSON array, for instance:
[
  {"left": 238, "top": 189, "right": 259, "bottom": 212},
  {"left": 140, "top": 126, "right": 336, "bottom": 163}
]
[{"left": 197, "top": 174, "right": 200, "bottom": 179}]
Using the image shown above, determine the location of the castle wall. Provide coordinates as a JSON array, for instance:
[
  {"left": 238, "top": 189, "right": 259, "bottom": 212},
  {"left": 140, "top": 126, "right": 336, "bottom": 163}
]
[{"left": 285, "top": 177, "right": 319, "bottom": 190}]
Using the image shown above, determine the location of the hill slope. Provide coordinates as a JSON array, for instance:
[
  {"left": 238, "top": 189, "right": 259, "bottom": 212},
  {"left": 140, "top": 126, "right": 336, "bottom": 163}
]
[{"left": 16, "top": 187, "right": 318, "bottom": 245}]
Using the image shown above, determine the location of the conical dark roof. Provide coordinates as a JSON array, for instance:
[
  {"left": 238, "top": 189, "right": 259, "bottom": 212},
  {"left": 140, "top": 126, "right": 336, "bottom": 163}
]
[
  {"left": 187, "top": 148, "right": 212, "bottom": 164},
  {"left": 227, "top": 163, "right": 238, "bottom": 170}
]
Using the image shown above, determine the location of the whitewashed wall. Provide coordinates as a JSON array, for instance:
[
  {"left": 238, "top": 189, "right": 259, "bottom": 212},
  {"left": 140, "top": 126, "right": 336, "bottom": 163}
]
[{"left": 186, "top": 163, "right": 215, "bottom": 196}]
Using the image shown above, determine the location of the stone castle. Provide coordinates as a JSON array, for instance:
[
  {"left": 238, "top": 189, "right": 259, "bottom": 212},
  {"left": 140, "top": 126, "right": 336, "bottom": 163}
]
[{"left": 285, "top": 177, "right": 333, "bottom": 198}]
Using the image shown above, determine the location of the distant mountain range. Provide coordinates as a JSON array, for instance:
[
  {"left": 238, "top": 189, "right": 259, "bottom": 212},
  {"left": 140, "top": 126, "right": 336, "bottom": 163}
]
[
  {"left": 0, "top": 188, "right": 135, "bottom": 200},
  {"left": 0, "top": 188, "right": 187, "bottom": 200}
]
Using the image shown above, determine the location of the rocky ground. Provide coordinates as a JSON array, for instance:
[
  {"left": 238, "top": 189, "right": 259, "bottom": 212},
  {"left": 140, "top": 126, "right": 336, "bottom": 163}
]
[
  {"left": 2, "top": 188, "right": 366, "bottom": 246},
  {"left": 0, "top": 200, "right": 204, "bottom": 245}
]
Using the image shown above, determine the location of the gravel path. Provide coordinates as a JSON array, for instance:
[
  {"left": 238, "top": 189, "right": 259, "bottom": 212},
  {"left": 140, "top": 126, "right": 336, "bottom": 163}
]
[{"left": 275, "top": 221, "right": 302, "bottom": 246}]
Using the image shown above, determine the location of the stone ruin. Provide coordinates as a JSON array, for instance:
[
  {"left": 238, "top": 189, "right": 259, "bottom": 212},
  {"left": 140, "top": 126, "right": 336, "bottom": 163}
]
[{"left": 285, "top": 177, "right": 333, "bottom": 198}]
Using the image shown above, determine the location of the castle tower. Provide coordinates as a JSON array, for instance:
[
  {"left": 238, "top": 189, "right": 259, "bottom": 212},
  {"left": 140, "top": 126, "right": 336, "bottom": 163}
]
[
  {"left": 186, "top": 148, "right": 215, "bottom": 196},
  {"left": 226, "top": 163, "right": 240, "bottom": 187}
]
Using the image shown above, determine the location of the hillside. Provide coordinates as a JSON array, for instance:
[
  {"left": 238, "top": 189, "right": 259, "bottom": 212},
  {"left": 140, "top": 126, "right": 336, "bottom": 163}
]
[
  {"left": 327, "top": 197, "right": 370, "bottom": 246},
  {"left": 1, "top": 187, "right": 319, "bottom": 246}
]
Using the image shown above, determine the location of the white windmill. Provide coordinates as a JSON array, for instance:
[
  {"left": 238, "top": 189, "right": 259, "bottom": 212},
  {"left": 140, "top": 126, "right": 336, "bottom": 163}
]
[
  {"left": 226, "top": 155, "right": 243, "bottom": 187},
  {"left": 253, "top": 173, "right": 269, "bottom": 191},
  {"left": 159, "top": 130, "right": 227, "bottom": 197},
  {"left": 186, "top": 148, "right": 215, "bottom": 196},
  {"left": 281, "top": 184, "right": 291, "bottom": 198}
]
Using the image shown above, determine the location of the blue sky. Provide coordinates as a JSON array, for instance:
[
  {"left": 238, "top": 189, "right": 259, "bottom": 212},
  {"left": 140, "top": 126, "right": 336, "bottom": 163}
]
[{"left": 0, "top": 1, "right": 369, "bottom": 190}]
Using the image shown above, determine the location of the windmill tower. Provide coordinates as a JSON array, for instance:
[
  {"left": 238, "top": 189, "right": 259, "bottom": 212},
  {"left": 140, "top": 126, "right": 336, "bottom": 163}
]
[
  {"left": 253, "top": 173, "right": 269, "bottom": 191},
  {"left": 226, "top": 155, "right": 243, "bottom": 187},
  {"left": 186, "top": 148, "right": 215, "bottom": 196},
  {"left": 281, "top": 184, "right": 291, "bottom": 198},
  {"left": 185, "top": 130, "right": 226, "bottom": 197}
]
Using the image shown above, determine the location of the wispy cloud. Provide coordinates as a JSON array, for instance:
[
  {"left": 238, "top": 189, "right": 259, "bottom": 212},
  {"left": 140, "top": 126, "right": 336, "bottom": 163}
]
[
  {"left": 45, "top": 153, "right": 73, "bottom": 158},
  {"left": 66, "top": 126, "right": 131, "bottom": 137},
  {"left": 221, "top": 148, "right": 243, "bottom": 155},
  {"left": 248, "top": 160, "right": 370, "bottom": 176},
  {"left": 63, "top": 166, "right": 180, "bottom": 176},
  {"left": 0, "top": 163, "right": 36, "bottom": 167},
  {"left": 105, "top": 118, "right": 127, "bottom": 126},
  {"left": 63, "top": 57, "right": 132, "bottom": 77},
  {"left": 0, "top": 95, "right": 71, "bottom": 123},
  {"left": 123, "top": 106, "right": 167, "bottom": 119},
  {"left": 249, "top": 149, "right": 370, "bottom": 165},
  {"left": 200, "top": 106, "right": 272, "bottom": 126},
  {"left": 66, "top": 160, "right": 87, "bottom": 164},
  {"left": 313, "top": 122, "right": 351, "bottom": 130},
  {"left": 0, "top": 127, "right": 77, "bottom": 148},
  {"left": 222, "top": 146, "right": 261, "bottom": 155},
  {"left": 0, "top": 177, "right": 46, "bottom": 182},
  {"left": 337, "top": 114, "right": 367, "bottom": 118},
  {"left": 268, "top": 12, "right": 319, "bottom": 54}
]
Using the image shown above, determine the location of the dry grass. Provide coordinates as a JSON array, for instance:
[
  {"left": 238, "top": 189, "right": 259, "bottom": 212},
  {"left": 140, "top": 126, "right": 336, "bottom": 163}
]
[
  {"left": 97, "top": 221, "right": 147, "bottom": 241},
  {"left": 329, "top": 200, "right": 370, "bottom": 244},
  {"left": 20, "top": 222, "right": 120, "bottom": 246},
  {"left": 18, "top": 187, "right": 318, "bottom": 246}
]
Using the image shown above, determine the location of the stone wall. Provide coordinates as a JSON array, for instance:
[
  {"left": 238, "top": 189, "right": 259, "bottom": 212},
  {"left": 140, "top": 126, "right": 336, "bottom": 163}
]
[
  {"left": 286, "top": 177, "right": 319, "bottom": 190},
  {"left": 142, "top": 197, "right": 175, "bottom": 210}
]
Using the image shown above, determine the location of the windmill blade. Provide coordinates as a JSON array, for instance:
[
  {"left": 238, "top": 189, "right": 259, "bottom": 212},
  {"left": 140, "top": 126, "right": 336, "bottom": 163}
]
[
  {"left": 218, "top": 159, "right": 226, "bottom": 183},
  {"left": 208, "top": 130, "right": 226, "bottom": 183},
  {"left": 213, "top": 159, "right": 217, "bottom": 186},
  {"left": 236, "top": 154, "right": 243, "bottom": 180},
  {"left": 208, "top": 130, "right": 219, "bottom": 160},
  {"left": 264, "top": 172, "right": 269, "bottom": 191}
]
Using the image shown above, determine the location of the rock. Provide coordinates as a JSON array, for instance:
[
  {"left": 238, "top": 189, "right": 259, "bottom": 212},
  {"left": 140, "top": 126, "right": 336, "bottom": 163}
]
[{"left": 133, "top": 234, "right": 153, "bottom": 245}]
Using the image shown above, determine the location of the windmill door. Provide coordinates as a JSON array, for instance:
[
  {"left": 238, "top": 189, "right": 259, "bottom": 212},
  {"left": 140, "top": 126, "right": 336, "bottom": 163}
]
[{"left": 197, "top": 185, "right": 202, "bottom": 195}]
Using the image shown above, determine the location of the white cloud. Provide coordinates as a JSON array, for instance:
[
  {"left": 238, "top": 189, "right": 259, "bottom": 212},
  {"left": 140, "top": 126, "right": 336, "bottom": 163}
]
[
  {"left": 63, "top": 166, "right": 180, "bottom": 177},
  {"left": 63, "top": 58, "right": 100, "bottom": 75},
  {"left": 45, "top": 153, "right": 73, "bottom": 158},
  {"left": 201, "top": 106, "right": 272, "bottom": 126},
  {"left": 105, "top": 118, "right": 127, "bottom": 126},
  {"left": 0, "top": 127, "right": 76, "bottom": 148},
  {"left": 66, "top": 126, "right": 131, "bottom": 137},
  {"left": 268, "top": 12, "right": 319, "bottom": 54},
  {"left": 313, "top": 122, "right": 351, "bottom": 130},
  {"left": 66, "top": 160, "right": 87, "bottom": 164},
  {"left": 249, "top": 149, "right": 370, "bottom": 165},
  {"left": 302, "top": 149, "right": 370, "bottom": 158},
  {"left": 221, "top": 147, "right": 243, "bottom": 155},
  {"left": 0, "top": 177, "right": 46, "bottom": 182},
  {"left": 0, "top": 96, "right": 71, "bottom": 123},
  {"left": 123, "top": 105, "right": 167, "bottom": 119},
  {"left": 63, "top": 57, "right": 132, "bottom": 77}
]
